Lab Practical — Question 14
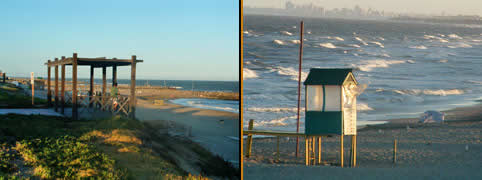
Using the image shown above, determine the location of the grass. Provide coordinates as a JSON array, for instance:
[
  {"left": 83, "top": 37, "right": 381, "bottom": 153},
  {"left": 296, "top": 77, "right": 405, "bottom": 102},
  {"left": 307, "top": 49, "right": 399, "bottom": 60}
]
[{"left": 0, "top": 83, "right": 46, "bottom": 108}]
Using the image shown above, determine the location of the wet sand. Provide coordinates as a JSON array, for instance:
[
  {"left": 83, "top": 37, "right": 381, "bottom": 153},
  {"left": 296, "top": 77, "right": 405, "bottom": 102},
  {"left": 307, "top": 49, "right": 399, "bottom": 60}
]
[{"left": 243, "top": 102, "right": 482, "bottom": 179}]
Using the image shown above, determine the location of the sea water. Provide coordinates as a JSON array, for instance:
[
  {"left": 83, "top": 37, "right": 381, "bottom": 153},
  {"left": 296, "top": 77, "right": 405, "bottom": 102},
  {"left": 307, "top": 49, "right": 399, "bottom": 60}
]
[{"left": 243, "top": 15, "right": 482, "bottom": 131}]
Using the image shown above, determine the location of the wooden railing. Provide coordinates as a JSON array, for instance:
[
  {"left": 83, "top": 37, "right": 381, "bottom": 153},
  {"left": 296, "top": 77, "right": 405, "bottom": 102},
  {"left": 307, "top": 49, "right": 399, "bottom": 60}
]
[{"left": 63, "top": 92, "right": 132, "bottom": 116}]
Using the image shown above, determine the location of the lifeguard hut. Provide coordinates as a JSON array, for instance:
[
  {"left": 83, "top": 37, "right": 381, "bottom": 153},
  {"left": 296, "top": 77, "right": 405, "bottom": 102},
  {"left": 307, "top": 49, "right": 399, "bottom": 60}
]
[{"left": 303, "top": 68, "right": 359, "bottom": 166}]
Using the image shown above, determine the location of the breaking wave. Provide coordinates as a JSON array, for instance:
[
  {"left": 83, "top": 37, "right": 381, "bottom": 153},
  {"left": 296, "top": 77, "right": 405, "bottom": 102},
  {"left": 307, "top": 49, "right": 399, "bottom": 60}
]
[
  {"left": 355, "top": 37, "right": 369, "bottom": 45},
  {"left": 357, "top": 103, "right": 374, "bottom": 111},
  {"left": 370, "top": 41, "right": 385, "bottom": 48},
  {"left": 448, "top": 43, "right": 472, "bottom": 48},
  {"left": 448, "top": 34, "right": 462, "bottom": 39},
  {"left": 267, "top": 66, "right": 308, "bottom": 81},
  {"left": 253, "top": 115, "right": 298, "bottom": 127},
  {"left": 392, "top": 89, "right": 464, "bottom": 96},
  {"left": 273, "top": 39, "right": 285, "bottom": 45},
  {"left": 247, "top": 107, "right": 305, "bottom": 113},
  {"left": 353, "top": 59, "right": 414, "bottom": 72},
  {"left": 410, "top": 45, "right": 428, "bottom": 49},
  {"left": 243, "top": 68, "right": 258, "bottom": 79},
  {"left": 281, "top": 31, "right": 293, "bottom": 36},
  {"left": 290, "top": 40, "right": 301, "bottom": 44},
  {"left": 319, "top": 43, "right": 337, "bottom": 49}
]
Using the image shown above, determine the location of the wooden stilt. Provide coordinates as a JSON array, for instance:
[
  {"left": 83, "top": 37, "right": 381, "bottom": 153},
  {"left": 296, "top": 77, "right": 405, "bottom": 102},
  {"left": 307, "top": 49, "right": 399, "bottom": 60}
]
[
  {"left": 318, "top": 136, "right": 322, "bottom": 164},
  {"left": 393, "top": 139, "right": 397, "bottom": 165},
  {"left": 61, "top": 56, "right": 65, "bottom": 114},
  {"left": 353, "top": 135, "right": 357, "bottom": 167},
  {"left": 102, "top": 66, "right": 106, "bottom": 105},
  {"left": 54, "top": 58, "right": 59, "bottom": 112},
  {"left": 246, "top": 119, "right": 254, "bottom": 158},
  {"left": 89, "top": 66, "right": 94, "bottom": 107},
  {"left": 305, "top": 136, "right": 309, "bottom": 166},
  {"left": 341, "top": 135, "right": 344, "bottom": 167},
  {"left": 72, "top": 53, "right": 78, "bottom": 120},
  {"left": 276, "top": 136, "right": 280, "bottom": 162},
  {"left": 312, "top": 136, "right": 315, "bottom": 165},
  {"left": 112, "top": 65, "right": 117, "bottom": 85},
  {"left": 47, "top": 60, "right": 51, "bottom": 107},
  {"left": 129, "top": 55, "right": 137, "bottom": 119}
]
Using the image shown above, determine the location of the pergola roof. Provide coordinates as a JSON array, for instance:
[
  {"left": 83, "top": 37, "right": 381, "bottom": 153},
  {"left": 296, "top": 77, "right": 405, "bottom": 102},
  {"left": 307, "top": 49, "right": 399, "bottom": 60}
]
[
  {"left": 304, "top": 68, "right": 357, "bottom": 85},
  {"left": 45, "top": 57, "right": 143, "bottom": 67}
]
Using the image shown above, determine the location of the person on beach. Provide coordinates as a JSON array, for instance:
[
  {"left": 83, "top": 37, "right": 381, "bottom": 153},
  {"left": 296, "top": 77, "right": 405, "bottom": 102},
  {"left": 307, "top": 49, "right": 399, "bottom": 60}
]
[{"left": 111, "top": 83, "right": 119, "bottom": 110}]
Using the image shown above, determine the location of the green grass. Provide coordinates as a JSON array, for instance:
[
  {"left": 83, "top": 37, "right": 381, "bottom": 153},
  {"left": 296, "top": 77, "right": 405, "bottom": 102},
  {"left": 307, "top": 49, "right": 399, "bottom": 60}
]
[{"left": 0, "top": 83, "right": 46, "bottom": 108}]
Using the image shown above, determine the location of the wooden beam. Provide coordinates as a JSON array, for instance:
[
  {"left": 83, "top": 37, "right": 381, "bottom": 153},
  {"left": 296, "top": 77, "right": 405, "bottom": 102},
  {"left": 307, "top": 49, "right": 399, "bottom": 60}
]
[
  {"left": 102, "top": 66, "right": 107, "bottom": 105},
  {"left": 341, "top": 135, "right": 344, "bottom": 167},
  {"left": 54, "top": 58, "right": 59, "bottom": 112},
  {"left": 61, "top": 56, "right": 65, "bottom": 114},
  {"left": 246, "top": 119, "right": 254, "bottom": 158},
  {"left": 112, "top": 65, "right": 117, "bottom": 85},
  {"left": 47, "top": 60, "right": 51, "bottom": 107},
  {"left": 305, "top": 137, "right": 309, "bottom": 166},
  {"left": 89, "top": 66, "right": 94, "bottom": 107},
  {"left": 72, "top": 53, "right": 78, "bottom": 120},
  {"left": 318, "top": 137, "right": 322, "bottom": 164},
  {"left": 129, "top": 55, "right": 137, "bottom": 119},
  {"left": 243, "top": 130, "right": 311, "bottom": 137}
]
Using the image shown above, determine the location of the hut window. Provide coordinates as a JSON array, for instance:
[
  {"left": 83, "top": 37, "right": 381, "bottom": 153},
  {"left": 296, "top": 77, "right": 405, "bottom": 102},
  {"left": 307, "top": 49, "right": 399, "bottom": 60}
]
[{"left": 306, "top": 85, "right": 341, "bottom": 112}]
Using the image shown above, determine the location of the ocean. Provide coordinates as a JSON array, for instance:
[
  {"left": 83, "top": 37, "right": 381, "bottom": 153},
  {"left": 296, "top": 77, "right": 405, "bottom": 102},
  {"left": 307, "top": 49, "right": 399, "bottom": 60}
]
[
  {"left": 87, "top": 79, "right": 239, "bottom": 93},
  {"left": 243, "top": 15, "right": 482, "bottom": 131}
]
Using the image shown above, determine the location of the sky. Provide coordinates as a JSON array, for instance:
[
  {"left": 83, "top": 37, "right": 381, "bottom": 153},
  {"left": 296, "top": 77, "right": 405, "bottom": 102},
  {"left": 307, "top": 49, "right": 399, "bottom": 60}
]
[
  {"left": 0, "top": 0, "right": 239, "bottom": 81},
  {"left": 244, "top": 0, "right": 482, "bottom": 16}
]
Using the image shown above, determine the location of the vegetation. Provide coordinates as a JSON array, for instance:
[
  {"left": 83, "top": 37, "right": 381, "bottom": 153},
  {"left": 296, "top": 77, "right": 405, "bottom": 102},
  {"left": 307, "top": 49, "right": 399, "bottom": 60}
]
[{"left": 0, "top": 83, "right": 46, "bottom": 108}]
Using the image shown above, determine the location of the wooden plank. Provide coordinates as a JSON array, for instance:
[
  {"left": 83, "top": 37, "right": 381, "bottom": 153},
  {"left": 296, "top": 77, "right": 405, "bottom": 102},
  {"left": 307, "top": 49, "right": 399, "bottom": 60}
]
[
  {"left": 246, "top": 119, "right": 254, "bottom": 158},
  {"left": 54, "top": 58, "right": 59, "bottom": 112},
  {"left": 129, "top": 55, "right": 137, "bottom": 119},
  {"left": 318, "top": 137, "right": 322, "bottom": 164},
  {"left": 243, "top": 130, "right": 309, "bottom": 137},
  {"left": 61, "top": 56, "right": 65, "bottom": 114},
  {"left": 72, "top": 53, "right": 78, "bottom": 120},
  {"left": 47, "top": 60, "right": 51, "bottom": 107},
  {"left": 112, "top": 65, "right": 117, "bottom": 85}
]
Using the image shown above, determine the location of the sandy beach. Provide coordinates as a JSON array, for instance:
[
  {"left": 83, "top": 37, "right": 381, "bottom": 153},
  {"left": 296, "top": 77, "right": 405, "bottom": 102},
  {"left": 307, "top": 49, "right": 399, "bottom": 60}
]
[{"left": 243, "top": 102, "right": 482, "bottom": 179}]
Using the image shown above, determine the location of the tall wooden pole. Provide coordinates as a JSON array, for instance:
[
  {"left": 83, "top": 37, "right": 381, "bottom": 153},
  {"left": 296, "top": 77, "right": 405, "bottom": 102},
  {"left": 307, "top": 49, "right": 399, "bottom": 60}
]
[
  {"left": 246, "top": 119, "right": 254, "bottom": 158},
  {"left": 54, "top": 58, "right": 59, "bottom": 112},
  {"left": 112, "top": 65, "right": 117, "bottom": 86},
  {"left": 61, "top": 56, "right": 65, "bottom": 114},
  {"left": 102, "top": 66, "right": 107, "bottom": 105},
  {"left": 341, "top": 135, "right": 344, "bottom": 167},
  {"left": 296, "top": 21, "right": 304, "bottom": 157},
  {"left": 129, "top": 55, "right": 137, "bottom": 119},
  {"left": 72, "top": 53, "right": 78, "bottom": 120},
  {"left": 47, "top": 60, "right": 51, "bottom": 107},
  {"left": 89, "top": 66, "right": 94, "bottom": 107}
]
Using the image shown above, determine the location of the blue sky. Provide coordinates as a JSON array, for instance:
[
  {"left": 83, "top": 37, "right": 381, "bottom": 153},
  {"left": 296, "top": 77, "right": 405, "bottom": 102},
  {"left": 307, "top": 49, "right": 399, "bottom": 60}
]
[{"left": 0, "top": 0, "right": 239, "bottom": 81}]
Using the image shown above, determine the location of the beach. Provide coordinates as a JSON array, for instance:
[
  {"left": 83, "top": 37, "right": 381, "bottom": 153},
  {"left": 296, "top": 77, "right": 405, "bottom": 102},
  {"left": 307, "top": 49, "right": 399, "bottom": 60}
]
[{"left": 243, "top": 102, "right": 482, "bottom": 179}]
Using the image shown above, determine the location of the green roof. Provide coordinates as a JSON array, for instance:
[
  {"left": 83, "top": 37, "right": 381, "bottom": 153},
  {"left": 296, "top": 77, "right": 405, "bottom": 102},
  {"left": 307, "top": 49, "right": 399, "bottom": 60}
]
[{"left": 303, "top": 68, "right": 354, "bottom": 85}]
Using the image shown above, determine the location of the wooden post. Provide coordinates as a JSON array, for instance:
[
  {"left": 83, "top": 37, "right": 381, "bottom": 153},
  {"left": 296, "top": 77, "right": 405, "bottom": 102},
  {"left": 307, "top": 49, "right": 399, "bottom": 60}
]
[
  {"left": 246, "top": 119, "right": 254, "bottom": 158},
  {"left": 47, "top": 60, "right": 51, "bottom": 107},
  {"left": 305, "top": 136, "right": 309, "bottom": 166},
  {"left": 353, "top": 135, "right": 357, "bottom": 167},
  {"left": 393, "top": 139, "right": 397, "bottom": 165},
  {"left": 340, "top": 135, "right": 344, "bottom": 167},
  {"left": 61, "top": 56, "right": 65, "bottom": 114},
  {"left": 312, "top": 137, "right": 315, "bottom": 164},
  {"left": 276, "top": 136, "right": 280, "bottom": 162},
  {"left": 54, "top": 58, "right": 59, "bottom": 112},
  {"left": 112, "top": 65, "right": 117, "bottom": 86},
  {"left": 318, "top": 137, "right": 322, "bottom": 164},
  {"left": 72, "top": 53, "right": 78, "bottom": 120},
  {"left": 295, "top": 21, "right": 304, "bottom": 158},
  {"left": 2, "top": 73, "right": 5, "bottom": 83},
  {"left": 89, "top": 66, "right": 94, "bottom": 107},
  {"left": 102, "top": 66, "right": 107, "bottom": 105},
  {"left": 129, "top": 55, "right": 137, "bottom": 119}
]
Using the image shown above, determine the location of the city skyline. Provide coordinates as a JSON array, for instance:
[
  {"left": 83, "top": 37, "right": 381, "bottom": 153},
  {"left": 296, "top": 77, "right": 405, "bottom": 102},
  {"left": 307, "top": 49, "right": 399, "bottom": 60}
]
[{"left": 244, "top": 0, "right": 482, "bottom": 16}]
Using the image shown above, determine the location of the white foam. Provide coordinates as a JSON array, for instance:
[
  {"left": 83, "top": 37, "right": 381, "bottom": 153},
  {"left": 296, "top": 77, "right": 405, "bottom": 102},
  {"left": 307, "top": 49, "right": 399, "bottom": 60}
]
[
  {"left": 319, "top": 43, "right": 337, "bottom": 49},
  {"left": 273, "top": 39, "right": 285, "bottom": 45},
  {"left": 448, "top": 43, "right": 472, "bottom": 48},
  {"left": 334, "top": 36, "right": 344, "bottom": 41},
  {"left": 354, "top": 59, "right": 413, "bottom": 72},
  {"left": 393, "top": 89, "right": 464, "bottom": 96},
  {"left": 378, "top": 37, "right": 385, "bottom": 41},
  {"left": 357, "top": 103, "right": 374, "bottom": 111},
  {"left": 370, "top": 41, "right": 385, "bottom": 48},
  {"left": 243, "top": 68, "right": 258, "bottom": 79},
  {"left": 268, "top": 66, "right": 308, "bottom": 81},
  {"left": 347, "top": 44, "right": 361, "bottom": 48},
  {"left": 247, "top": 107, "right": 305, "bottom": 113},
  {"left": 253, "top": 115, "right": 298, "bottom": 127},
  {"left": 281, "top": 31, "right": 293, "bottom": 36},
  {"left": 290, "top": 40, "right": 301, "bottom": 44},
  {"left": 423, "top": 35, "right": 449, "bottom": 43},
  {"left": 243, "top": 31, "right": 249, "bottom": 35},
  {"left": 355, "top": 37, "right": 368, "bottom": 45},
  {"left": 410, "top": 45, "right": 428, "bottom": 50},
  {"left": 438, "top": 59, "right": 448, "bottom": 63},
  {"left": 307, "top": 31, "right": 312, "bottom": 34},
  {"left": 448, "top": 34, "right": 462, "bottom": 39}
]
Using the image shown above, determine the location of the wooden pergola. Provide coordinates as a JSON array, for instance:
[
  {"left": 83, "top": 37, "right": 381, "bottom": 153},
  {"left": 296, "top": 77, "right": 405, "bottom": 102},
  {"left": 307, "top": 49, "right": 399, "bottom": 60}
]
[{"left": 45, "top": 53, "right": 143, "bottom": 120}]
